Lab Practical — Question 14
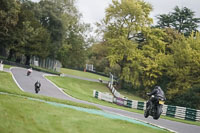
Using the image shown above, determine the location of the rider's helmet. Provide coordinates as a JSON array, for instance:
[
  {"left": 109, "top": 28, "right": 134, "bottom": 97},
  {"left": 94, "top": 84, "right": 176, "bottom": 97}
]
[{"left": 154, "top": 86, "right": 161, "bottom": 90}]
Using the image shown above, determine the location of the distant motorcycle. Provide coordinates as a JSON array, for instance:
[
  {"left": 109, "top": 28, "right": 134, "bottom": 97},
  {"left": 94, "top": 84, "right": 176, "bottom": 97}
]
[
  {"left": 27, "top": 68, "right": 32, "bottom": 76},
  {"left": 144, "top": 95, "right": 165, "bottom": 120},
  {"left": 35, "top": 81, "right": 41, "bottom": 94}
]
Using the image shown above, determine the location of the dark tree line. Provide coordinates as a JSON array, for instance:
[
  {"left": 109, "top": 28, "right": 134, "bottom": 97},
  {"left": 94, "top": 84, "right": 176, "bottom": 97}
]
[{"left": 0, "top": 0, "right": 91, "bottom": 68}]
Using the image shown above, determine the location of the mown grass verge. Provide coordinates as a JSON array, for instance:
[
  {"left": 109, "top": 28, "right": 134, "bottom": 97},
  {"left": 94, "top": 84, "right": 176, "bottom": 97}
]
[
  {"left": 0, "top": 94, "right": 169, "bottom": 133},
  {"left": 3, "top": 64, "right": 12, "bottom": 69},
  {"left": 61, "top": 68, "right": 110, "bottom": 81}
]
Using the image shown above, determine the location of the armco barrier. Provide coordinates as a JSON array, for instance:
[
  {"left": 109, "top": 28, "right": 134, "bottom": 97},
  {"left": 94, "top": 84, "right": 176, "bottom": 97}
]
[
  {"left": 113, "top": 90, "right": 121, "bottom": 97},
  {"left": 162, "top": 105, "right": 200, "bottom": 121},
  {"left": 124, "top": 99, "right": 133, "bottom": 108},
  {"left": 115, "top": 97, "right": 125, "bottom": 106},
  {"left": 175, "top": 106, "right": 186, "bottom": 119},
  {"left": 185, "top": 108, "right": 197, "bottom": 121},
  {"left": 109, "top": 83, "right": 121, "bottom": 98},
  {"left": 166, "top": 105, "right": 176, "bottom": 117},
  {"left": 95, "top": 82, "right": 200, "bottom": 122},
  {"left": 93, "top": 90, "right": 101, "bottom": 99},
  {"left": 162, "top": 105, "right": 168, "bottom": 116},
  {"left": 101, "top": 92, "right": 114, "bottom": 103},
  {"left": 137, "top": 101, "right": 146, "bottom": 110},
  {"left": 132, "top": 100, "right": 138, "bottom": 109},
  {"left": 93, "top": 90, "right": 113, "bottom": 103}
]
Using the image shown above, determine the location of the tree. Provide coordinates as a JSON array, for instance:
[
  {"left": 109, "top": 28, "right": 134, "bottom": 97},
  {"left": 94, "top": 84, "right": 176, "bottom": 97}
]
[
  {"left": 9, "top": 0, "right": 50, "bottom": 65},
  {"left": 100, "top": 0, "right": 153, "bottom": 88},
  {"left": 37, "top": 0, "right": 66, "bottom": 58},
  {"left": 156, "top": 6, "right": 200, "bottom": 36},
  {"left": 0, "top": 0, "right": 20, "bottom": 56},
  {"left": 58, "top": 28, "right": 88, "bottom": 69},
  {"left": 87, "top": 42, "right": 110, "bottom": 72},
  {"left": 37, "top": 0, "right": 81, "bottom": 59},
  {"left": 165, "top": 32, "right": 200, "bottom": 94},
  {"left": 37, "top": 0, "right": 90, "bottom": 68}
]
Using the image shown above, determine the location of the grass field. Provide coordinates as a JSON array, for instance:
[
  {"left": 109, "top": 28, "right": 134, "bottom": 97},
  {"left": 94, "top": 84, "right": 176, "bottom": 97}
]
[
  {"left": 61, "top": 68, "right": 110, "bottom": 81},
  {"left": 0, "top": 71, "right": 169, "bottom": 133},
  {"left": 118, "top": 89, "right": 145, "bottom": 101}
]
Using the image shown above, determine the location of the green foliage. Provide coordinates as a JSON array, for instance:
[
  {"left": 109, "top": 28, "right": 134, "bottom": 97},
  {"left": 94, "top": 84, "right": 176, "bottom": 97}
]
[
  {"left": 168, "top": 85, "right": 200, "bottom": 109},
  {"left": 37, "top": 0, "right": 69, "bottom": 58},
  {"left": 165, "top": 33, "right": 200, "bottom": 101},
  {"left": 37, "top": 0, "right": 90, "bottom": 68},
  {"left": 87, "top": 42, "right": 110, "bottom": 73},
  {"left": 0, "top": 0, "right": 20, "bottom": 56},
  {"left": 9, "top": 1, "right": 51, "bottom": 64},
  {"left": 121, "top": 28, "right": 167, "bottom": 88},
  {"left": 156, "top": 6, "right": 200, "bottom": 36},
  {"left": 104, "top": 0, "right": 152, "bottom": 40},
  {"left": 98, "top": 0, "right": 200, "bottom": 109},
  {"left": 60, "top": 29, "right": 88, "bottom": 69},
  {"left": 0, "top": 0, "right": 90, "bottom": 68},
  {"left": 100, "top": 0, "right": 153, "bottom": 87}
]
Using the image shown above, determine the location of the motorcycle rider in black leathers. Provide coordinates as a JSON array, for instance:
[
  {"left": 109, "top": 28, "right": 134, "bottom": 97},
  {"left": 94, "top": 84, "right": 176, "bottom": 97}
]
[
  {"left": 35, "top": 81, "right": 41, "bottom": 93},
  {"left": 146, "top": 86, "right": 166, "bottom": 109}
]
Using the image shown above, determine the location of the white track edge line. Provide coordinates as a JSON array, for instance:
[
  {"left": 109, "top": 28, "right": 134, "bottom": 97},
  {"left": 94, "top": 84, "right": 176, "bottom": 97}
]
[
  {"left": 42, "top": 74, "right": 75, "bottom": 99},
  {"left": 10, "top": 67, "right": 24, "bottom": 92}
]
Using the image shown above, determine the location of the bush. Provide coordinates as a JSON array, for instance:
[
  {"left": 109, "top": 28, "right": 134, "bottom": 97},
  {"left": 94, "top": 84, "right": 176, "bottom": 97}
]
[{"left": 166, "top": 85, "right": 200, "bottom": 109}]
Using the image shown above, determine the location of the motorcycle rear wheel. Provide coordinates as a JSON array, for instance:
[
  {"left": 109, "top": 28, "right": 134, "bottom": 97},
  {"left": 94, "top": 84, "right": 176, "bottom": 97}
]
[
  {"left": 144, "top": 104, "right": 150, "bottom": 118},
  {"left": 144, "top": 109, "right": 149, "bottom": 118},
  {"left": 35, "top": 88, "right": 40, "bottom": 93}
]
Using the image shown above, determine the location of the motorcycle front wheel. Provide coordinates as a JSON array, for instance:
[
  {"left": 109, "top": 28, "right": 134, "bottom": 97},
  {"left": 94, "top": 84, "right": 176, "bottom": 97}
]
[{"left": 153, "top": 104, "right": 162, "bottom": 120}]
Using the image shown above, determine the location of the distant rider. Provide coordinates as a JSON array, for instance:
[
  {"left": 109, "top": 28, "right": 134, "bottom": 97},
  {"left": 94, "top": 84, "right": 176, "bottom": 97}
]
[
  {"left": 34, "top": 81, "right": 41, "bottom": 93},
  {"left": 27, "top": 68, "right": 32, "bottom": 76}
]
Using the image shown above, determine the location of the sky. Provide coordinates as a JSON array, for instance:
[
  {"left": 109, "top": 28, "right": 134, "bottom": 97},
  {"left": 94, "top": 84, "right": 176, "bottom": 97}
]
[
  {"left": 76, "top": 0, "right": 200, "bottom": 26},
  {"left": 32, "top": 0, "right": 200, "bottom": 28}
]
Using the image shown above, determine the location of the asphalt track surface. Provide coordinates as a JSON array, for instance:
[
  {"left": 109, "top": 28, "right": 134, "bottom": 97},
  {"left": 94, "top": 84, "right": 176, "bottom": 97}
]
[{"left": 10, "top": 67, "right": 200, "bottom": 133}]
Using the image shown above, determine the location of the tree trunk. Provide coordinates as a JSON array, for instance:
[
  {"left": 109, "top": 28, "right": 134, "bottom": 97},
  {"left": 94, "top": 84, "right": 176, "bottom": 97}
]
[
  {"left": 7, "top": 49, "right": 15, "bottom": 60},
  {"left": 0, "top": 46, "right": 7, "bottom": 57},
  {"left": 117, "top": 55, "right": 128, "bottom": 89},
  {"left": 16, "top": 57, "right": 21, "bottom": 63},
  {"left": 25, "top": 55, "right": 31, "bottom": 66}
]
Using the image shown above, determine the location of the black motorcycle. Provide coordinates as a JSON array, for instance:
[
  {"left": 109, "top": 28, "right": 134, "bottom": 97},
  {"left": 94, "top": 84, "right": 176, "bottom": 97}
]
[
  {"left": 35, "top": 81, "right": 41, "bottom": 94},
  {"left": 144, "top": 95, "right": 165, "bottom": 120}
]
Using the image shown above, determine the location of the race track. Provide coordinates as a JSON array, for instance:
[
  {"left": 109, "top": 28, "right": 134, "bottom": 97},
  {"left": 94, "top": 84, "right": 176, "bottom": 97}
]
[{"left": 10, "top": 67, "right": 200, "bottom": 133}]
